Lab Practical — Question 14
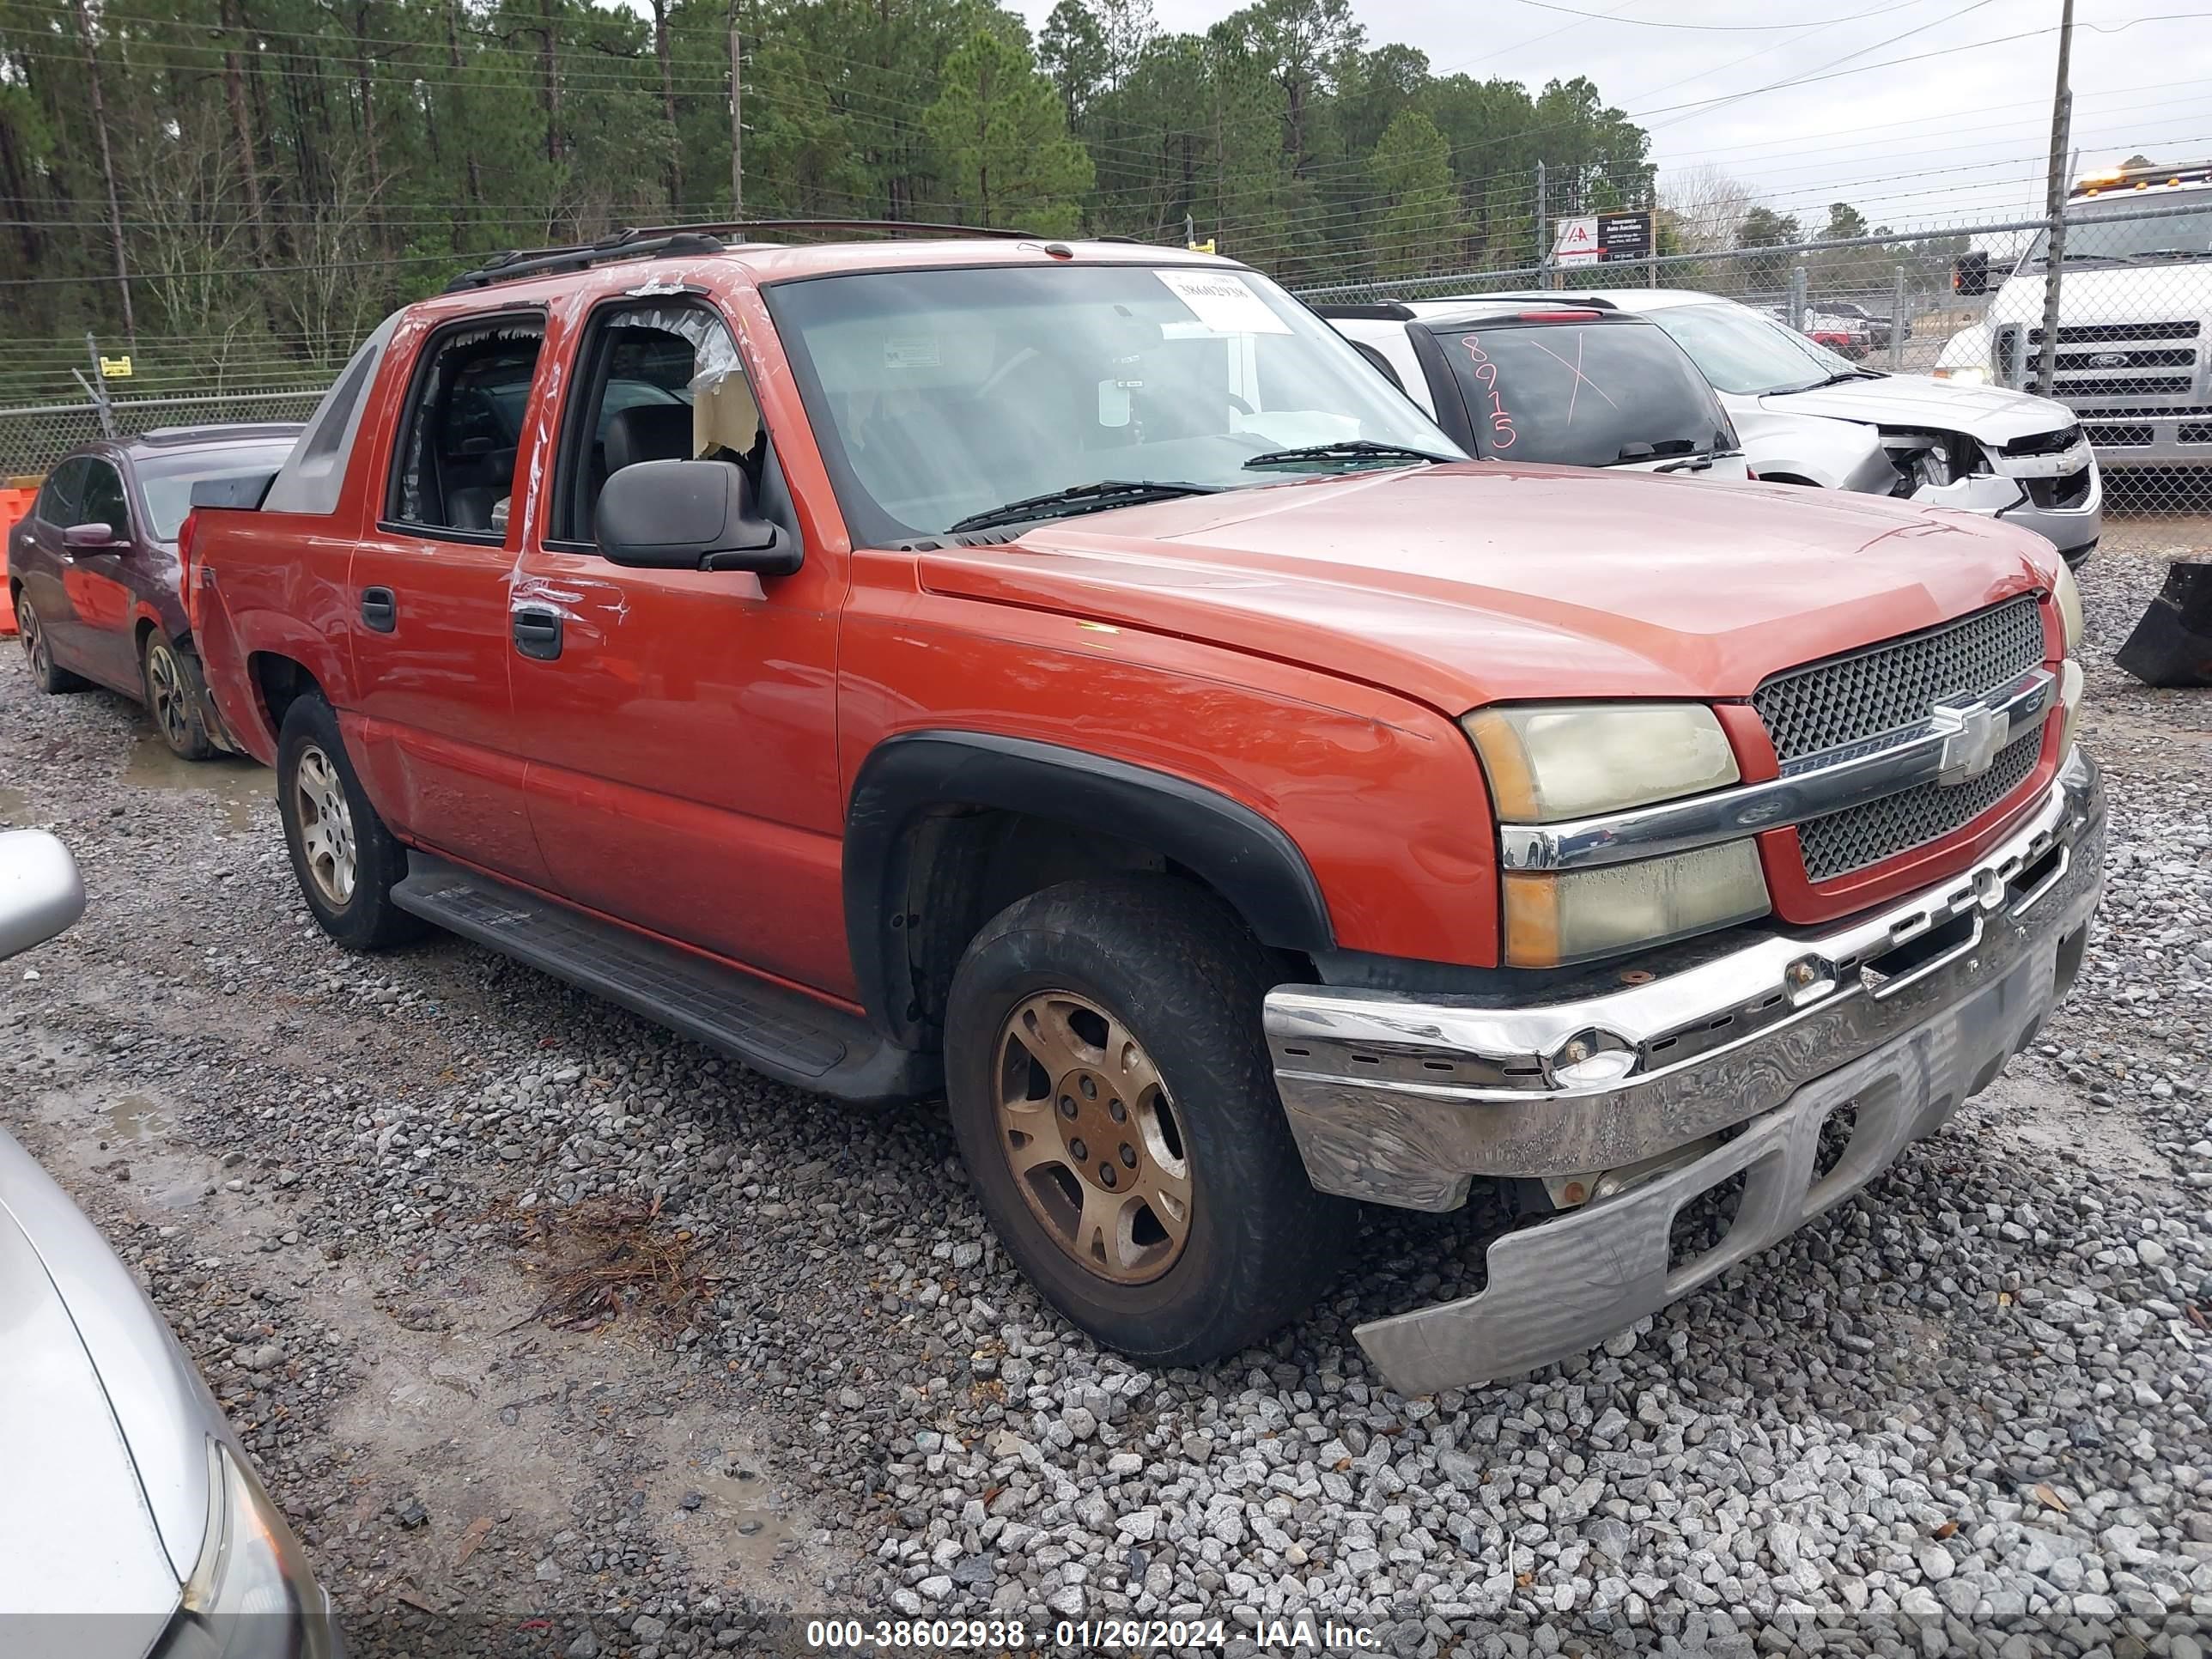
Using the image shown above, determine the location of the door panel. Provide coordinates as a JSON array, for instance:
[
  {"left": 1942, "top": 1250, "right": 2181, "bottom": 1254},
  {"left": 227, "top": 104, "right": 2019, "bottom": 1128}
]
[
  {"left": 18, "top": 460, "right": 86, "bottom": 667},
  {"left": 510, "top": 554, "right": 849, "bottom": 994},
  {"left": 343, "top": 314, "right": 550, "bottom": 886},
  {"left": 508, "top": 295, "right": 850, "bottom": 997},
  {"left": 62, "top": 460, "right": 142, "bottom": 689}
]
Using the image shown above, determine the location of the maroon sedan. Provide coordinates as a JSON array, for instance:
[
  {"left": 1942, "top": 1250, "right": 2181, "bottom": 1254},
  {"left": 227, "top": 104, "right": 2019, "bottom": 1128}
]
[{"left": 9, "top": 424, "right": 300, "bottom": 759}]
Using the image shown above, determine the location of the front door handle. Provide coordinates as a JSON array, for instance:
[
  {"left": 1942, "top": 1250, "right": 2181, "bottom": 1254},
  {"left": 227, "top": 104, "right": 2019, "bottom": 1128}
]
[
  {"left": 513, "top": 606, "right": 562, "bottom": 661},
  {"left": 361, "top": 586, "right": 397, "bottom": 632}
]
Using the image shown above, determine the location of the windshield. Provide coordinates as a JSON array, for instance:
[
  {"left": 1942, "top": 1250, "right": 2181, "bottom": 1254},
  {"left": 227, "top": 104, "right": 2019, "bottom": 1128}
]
[
  {"left": 763, "top": 263, "right": 1462, "bottom": 542},
  {"left": 137, "top": 441, "right": 298, "bottom": 541},
  {"left": 1438, "top": 322, "right": 1734, "bottom": 466},
  {"left": 2026, "top": 198, "right": 2212, "bottom": 266},
  {"left": 1646, "top": 301, "right": 1862, "bottom": 396}
]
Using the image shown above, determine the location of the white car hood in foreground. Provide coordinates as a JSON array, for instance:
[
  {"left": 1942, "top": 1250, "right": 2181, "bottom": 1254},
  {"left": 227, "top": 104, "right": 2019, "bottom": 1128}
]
[
  {"left": 1761, "top": 374, "right": 2072, "bottom": 447},
  {"left": 0, "top": 1198, "right": 179, "bottom": 1656}
]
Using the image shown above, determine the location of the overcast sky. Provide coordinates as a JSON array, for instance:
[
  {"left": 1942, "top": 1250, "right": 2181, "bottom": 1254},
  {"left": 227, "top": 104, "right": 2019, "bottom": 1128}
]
[{"left": 1006, "top": 0, "right": 2212, "bottom": 234}]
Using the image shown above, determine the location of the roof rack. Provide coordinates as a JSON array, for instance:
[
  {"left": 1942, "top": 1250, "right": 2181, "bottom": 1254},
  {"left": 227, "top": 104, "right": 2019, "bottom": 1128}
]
[
  {"left": 443, "top": 219, "right": 1054, "bottom": 292},
  {"left": 136, "top": 422, "right": 307, "bottom": 446}
]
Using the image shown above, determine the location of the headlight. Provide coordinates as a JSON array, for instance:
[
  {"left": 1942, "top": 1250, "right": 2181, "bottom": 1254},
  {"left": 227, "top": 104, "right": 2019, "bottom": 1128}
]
[
  {"left": 2051, "top": 560, "right": 2084, "bottom": 656},
  {"left": 1463, "top": 702, "right": 1740, "bottom": 822},
  {"left": 1466, "top": 702, "right": 1768, "bottom": 967},
  {"left": 1931, "top": 364, "right": 1990, "bottom": 385},
  {"left": 1503, "top": 842, "right": 1771, "bottom": 969},
  {"left": 161, "top": 1442, "right": 336, "bottom": 1659}
]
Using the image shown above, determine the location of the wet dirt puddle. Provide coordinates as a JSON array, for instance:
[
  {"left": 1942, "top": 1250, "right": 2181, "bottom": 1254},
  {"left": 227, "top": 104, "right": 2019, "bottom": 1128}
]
[
  {"left": 123, "top": 727, "right": 268, "bottom": 834},
  {"left": 0, "top": 785, "right": 27, "bottom": 823}
]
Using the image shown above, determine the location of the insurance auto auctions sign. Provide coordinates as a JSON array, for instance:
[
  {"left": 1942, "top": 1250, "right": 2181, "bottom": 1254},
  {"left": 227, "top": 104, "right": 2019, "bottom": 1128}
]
[{"left": 1553, "top": 210, "right": 1653, "bottom": 266}]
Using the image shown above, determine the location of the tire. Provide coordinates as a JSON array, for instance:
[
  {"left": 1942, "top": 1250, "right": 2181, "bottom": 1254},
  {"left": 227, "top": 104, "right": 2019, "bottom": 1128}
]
[
  {"left": 943, "top": 875, "right": 1348, "bottom": 1369},
  {"left": 141, "top": 632, "right": 218, "bottom": 761},
  {"left": 15, "top": 594, "right": 92, "bottom": 694},
  {"left": 275, "top": 691, "right": 425, "bottom": 950}
]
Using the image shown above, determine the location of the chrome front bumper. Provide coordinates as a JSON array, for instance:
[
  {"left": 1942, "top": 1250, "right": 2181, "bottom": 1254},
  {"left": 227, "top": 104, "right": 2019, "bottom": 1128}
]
[{"left": 1265, "top": 751, "right": 2105, "bottom": 1394}]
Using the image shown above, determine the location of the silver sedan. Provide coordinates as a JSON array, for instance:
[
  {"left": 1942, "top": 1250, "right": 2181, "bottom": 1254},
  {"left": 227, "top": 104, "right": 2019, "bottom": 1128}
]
[{"left": 1, "top": 829, "right": 343, "bottom": 1659}]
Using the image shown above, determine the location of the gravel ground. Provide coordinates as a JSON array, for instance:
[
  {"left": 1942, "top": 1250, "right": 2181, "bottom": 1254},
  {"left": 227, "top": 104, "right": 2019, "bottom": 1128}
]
[{"left": 3, "top": 520, "right": 2210, "bottom": 1659}]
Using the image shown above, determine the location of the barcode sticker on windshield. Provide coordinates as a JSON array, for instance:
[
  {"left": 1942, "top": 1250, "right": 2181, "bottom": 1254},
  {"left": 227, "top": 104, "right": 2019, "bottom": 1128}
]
[
  {"left": 884, "top": 335, "right": 940, "bottom": 368},
  {"left": 1154, "top": 270, "right": 1291, "bottom": 336}
]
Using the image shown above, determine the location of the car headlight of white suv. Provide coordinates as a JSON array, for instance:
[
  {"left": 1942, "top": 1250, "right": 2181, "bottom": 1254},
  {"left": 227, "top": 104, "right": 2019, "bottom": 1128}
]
[{"left": 157, "top": 1442, "right": 337, "bottom": 1659}]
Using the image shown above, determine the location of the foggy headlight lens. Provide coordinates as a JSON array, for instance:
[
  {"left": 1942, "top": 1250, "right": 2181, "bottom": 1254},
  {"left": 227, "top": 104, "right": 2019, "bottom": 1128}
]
[
  {"left": 2052, "top": 561, "right": 2084, "bottom": 657},
  {"left": 1464, "top": 702, "right": 1740, "bottom": 822},
  {"left": 1503, "top": 841, "right": 1771, "bottom": 969},
  {"left": 1933, "top": 364, "right": 1990, "bottom": 385},
  {"left": 167, "top": 1442, "right": 334, "bottom": 1658}
]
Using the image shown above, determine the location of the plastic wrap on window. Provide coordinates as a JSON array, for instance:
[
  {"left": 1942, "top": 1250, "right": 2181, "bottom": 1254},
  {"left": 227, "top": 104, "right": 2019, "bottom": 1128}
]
[{"left": 606, "top": 306, "right": 757, "bottom": 459}]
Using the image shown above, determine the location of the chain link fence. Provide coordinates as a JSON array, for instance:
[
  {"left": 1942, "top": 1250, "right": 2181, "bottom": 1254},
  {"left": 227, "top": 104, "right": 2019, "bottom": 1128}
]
[
  {"left": 0, "top": 387, "right": 329, "bottom": 478},
  {"left": 1295, "top": 200, "right": 2212, "bottom": 523}
]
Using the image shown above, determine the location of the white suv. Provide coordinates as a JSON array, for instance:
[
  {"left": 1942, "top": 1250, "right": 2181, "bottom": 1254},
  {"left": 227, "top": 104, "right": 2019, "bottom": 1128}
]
[{"left": 1468, "top": 289, "right": 2103, "bottom": 567}]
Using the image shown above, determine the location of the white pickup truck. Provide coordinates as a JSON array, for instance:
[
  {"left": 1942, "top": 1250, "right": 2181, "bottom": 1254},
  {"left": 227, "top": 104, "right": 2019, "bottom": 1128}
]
[{"left": 1937, "top": 159, "right": 2212, "bottom": 474}]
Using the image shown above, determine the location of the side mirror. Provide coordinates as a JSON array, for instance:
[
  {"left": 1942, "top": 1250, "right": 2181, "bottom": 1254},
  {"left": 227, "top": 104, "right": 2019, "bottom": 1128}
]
[
  {"left": 596, "top": 459, "right": 801, "bottom": 576},
  {"left": 1954, "top": 251, "right": 1990, "bottom": 298},
  {"left": 64, "top": 521, "right": 122, "bottom": 551},
  {"left": 0, "top": 830, "right": 87, "bottom": 961}
]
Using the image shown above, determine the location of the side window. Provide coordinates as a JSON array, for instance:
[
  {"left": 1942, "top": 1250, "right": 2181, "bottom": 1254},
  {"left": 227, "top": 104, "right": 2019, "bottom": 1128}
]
[
  {"left": 386, "top": 317, "right": 544, "bottom": 538},
  {"left": 77, "top": 461, "right": 130, "bottom": 538},
  {"left": 550, "top": 303, "right": 757, "bottom": 544},
  {"left": 264, "top": 313, "right": 393, "bottom": 515},
  {"left": 34, "top": 458, "right": 87, "bottom": 526}
]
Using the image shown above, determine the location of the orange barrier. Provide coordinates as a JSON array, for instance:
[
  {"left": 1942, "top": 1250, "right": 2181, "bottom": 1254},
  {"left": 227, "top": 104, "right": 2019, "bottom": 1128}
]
[{"left": 0, "top": 478, "right": 38, "bottom": 635}]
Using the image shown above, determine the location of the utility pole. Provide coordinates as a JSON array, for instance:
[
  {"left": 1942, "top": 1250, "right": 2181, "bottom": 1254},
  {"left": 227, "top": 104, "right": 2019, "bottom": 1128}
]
[
  {"left": 2033, "top": 0, "right": 2075, "bottom": 395},
  {"left": 728, "top": 8, "right": 744, "bottom": 221},
  {"left": 1535, "top": 159, "right": 1549, "bottom": 289}
]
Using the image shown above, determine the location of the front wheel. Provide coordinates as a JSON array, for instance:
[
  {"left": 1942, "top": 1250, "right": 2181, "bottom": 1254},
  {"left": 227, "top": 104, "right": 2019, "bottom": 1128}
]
[
  {"left": 142, "top": 633, "right": 218, "bottom": 760},
  {"left": 944, "top": 876, "right": 1348, "bottom": 1369},
  {"left": 276, "top": 692, "right": 424, "bottom": 950}
]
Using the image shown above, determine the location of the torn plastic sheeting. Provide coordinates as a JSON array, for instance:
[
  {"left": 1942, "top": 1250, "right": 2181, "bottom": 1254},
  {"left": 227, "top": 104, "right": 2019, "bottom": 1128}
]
[{"left": 606, "top": 306, "right": 757, "bottom": 458}]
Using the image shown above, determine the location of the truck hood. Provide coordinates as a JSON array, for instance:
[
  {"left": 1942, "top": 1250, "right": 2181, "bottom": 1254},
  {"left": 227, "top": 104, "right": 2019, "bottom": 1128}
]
[
  {"left": 1760, "top": 374, "right": 2075, "bottom": 447},
  {"left": 1989, "top": 260, "right": 2212, "bottom": 326},
  {"left": 916, "top": 464, "right": 2058, "bottom": 714}
]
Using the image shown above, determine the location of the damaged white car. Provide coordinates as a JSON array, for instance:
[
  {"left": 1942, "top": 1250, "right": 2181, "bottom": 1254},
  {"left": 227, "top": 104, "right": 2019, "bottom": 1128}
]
[{"left": 1475, "top": 288, "right": 2102, "bottom": 568}]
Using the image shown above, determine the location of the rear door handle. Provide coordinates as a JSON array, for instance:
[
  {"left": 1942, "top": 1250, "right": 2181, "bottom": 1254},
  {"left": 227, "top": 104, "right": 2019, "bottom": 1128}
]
[
  {"left": 361, "top": 586, "right": 397, "bottom": 632},
  {"left": 513, "top": 606, "right": 562, "bottom": 661}
]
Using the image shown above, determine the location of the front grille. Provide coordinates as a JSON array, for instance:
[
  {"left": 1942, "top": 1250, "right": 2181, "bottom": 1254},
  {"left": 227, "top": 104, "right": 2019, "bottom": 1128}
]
[
  {"left": 2051, "top": 347, "right": 2197, "bottom": 370},
  {"left": 2182, "top": 423, "right": 2212, "bottom": 445},
  {"left": 1797, "top": 732, "right": 2040, "bottom": 880},
  {"left": 2024, "top": 471, "right": 2094, "bottom": 509},
  {"left": 2032, "top": 374, "right": 2195, "bottom": 398},
  {"left": 1753, "top": 597, "right": 2045, "bottom": 763},
  {"left": 2028, "top": 320, "right": 2201, "bottom": 344},
  {"left": 2087, "top": 423, "right": 2155, "bottom": 447}
]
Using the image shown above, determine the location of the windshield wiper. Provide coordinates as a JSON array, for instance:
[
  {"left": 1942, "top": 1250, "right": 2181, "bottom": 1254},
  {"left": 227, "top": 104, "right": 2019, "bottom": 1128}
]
[
  {"left": 2030, "top": 252, "right": 2125, "bottom": 267},
  {"left": 1242, "top": 438, "right": 1461, "bottom": 471},
  {"left": 1653, "top": 453, "right": 1716, "bottom": 473},
  {"left": 2125, "top": 248, "right": 2208, "bottom": 263},
  {"left": 944, "top": 479, "right": 1224, "bottom": 536}
]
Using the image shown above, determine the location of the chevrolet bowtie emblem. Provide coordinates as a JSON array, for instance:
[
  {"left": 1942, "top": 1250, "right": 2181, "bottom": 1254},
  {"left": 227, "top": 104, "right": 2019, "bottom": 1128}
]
[{"left": 1932, "top": 695, "right": 2005, "bottom": 786}]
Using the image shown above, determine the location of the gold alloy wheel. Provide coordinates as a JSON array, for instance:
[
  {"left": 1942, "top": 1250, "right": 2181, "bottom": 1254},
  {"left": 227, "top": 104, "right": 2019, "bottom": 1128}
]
[
  {"left": 993, "top": 991, "right": 1193, "bottom": 1285},
  {"left": 146, "top": 640, "right": 191, "bottom": 750},
  {"left": 293, "top": 743, "right": 358, "bottom": 906}
]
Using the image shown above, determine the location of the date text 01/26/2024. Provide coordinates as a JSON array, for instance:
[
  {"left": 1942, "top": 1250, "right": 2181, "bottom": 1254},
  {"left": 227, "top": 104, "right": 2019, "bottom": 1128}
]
[{"left": 803, "top": 1616, "right": 1384, "bottom": 1651}]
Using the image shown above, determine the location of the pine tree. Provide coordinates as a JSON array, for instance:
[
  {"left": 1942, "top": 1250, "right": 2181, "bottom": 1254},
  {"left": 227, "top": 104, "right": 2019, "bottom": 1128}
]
[{"left": 923, "top": 26, "right": 1094, "bottom": 235}]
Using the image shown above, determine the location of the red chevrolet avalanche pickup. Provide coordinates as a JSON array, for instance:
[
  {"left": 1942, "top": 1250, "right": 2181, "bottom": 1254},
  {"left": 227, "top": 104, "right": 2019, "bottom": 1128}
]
[{"left": 182, "top": 228, "right": 2102, "bottom": 1395}]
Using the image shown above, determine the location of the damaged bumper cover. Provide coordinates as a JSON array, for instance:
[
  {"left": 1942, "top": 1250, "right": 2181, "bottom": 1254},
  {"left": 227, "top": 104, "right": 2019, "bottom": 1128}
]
[{"left": 1264, "top": 750, "right": 2105, "bottom": 1395}]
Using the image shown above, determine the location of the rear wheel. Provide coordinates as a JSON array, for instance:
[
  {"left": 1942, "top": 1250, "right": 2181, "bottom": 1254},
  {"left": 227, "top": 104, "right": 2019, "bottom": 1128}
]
[
  {"left": 16, "top": 595, "right": 91, "bottom": 694},
  {"left": 276, "top": 692, "right": 424, "bottom": 950},
  {"left": 141, "top": 633, "right": 217, "bottom": 761},
  {"left": 944, "top": 876, "right": 1348, "bottom": 1368}
]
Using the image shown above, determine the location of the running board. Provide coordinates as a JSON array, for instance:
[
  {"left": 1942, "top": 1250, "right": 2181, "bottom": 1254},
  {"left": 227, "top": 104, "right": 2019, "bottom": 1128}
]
[{"left": 392, "top": 853, "right": 937, "bottom": 1103}]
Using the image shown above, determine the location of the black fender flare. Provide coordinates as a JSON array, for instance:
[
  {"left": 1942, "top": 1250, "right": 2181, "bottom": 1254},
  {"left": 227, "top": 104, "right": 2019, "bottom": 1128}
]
[{"left": 843, "top": 731, "right": 1335, "bottom": 1042}]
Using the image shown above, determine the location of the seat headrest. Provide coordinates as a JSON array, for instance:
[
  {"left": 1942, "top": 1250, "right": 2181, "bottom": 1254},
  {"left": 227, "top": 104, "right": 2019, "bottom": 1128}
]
[{"left": 605, "top": 403, "right": 695, "bottom": 473}]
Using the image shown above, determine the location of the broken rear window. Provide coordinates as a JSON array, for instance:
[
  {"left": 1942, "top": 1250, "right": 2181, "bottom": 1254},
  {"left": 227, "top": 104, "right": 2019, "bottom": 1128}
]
[{"left": 1438, "top": 323, "right": 1735, "bottom": 469}]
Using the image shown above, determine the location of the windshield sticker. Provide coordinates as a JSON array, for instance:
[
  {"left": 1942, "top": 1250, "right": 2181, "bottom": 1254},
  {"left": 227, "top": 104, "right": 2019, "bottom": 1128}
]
[
  {"left": 884, "top": 335, "right": 941, "bottom": 369},
  {"left": 1153, "top": 269, "right": 1292, "bottom": 336},
  {"left": 1461, "top": 336, "right": 1517, "bottom": 452}
]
